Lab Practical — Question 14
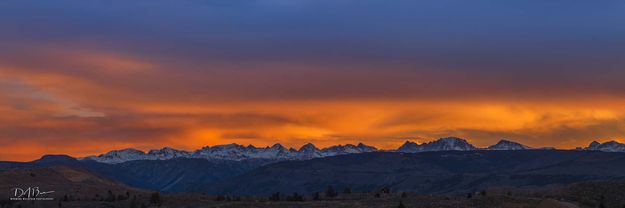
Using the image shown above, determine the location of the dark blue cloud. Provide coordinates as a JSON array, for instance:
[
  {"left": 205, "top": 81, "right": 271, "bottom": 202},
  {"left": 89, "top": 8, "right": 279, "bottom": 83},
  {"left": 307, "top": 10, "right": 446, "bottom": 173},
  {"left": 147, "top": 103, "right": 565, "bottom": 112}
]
[{"left": 1, "top": 0, "right": 624, "bottom": 99}]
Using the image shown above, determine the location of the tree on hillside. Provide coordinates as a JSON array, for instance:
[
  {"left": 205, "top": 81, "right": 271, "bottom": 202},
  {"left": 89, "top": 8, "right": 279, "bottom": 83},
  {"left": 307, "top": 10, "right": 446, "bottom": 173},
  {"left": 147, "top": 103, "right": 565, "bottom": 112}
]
[
  {"left": 325, "top": 186, "right": 338, "bottom": 198},
  {"left": 398, "top": 200, "right": 406, "bottom": 208},
  {"left": 269, "top": 192, "right": 281, "bottom": 201},
  {"left": 106, "top": 190, "right": 116, "bottom": 202},
  {"left": 149, "top": 192, "right": 162, "bottom": 207},
  {"left": 312, "top": 192, "right": 320, "bottom": 200},
  {"left": 287, "top": 193, "right": 304, "bottom": 202},
  {"left": 117, "top": 194, "right": 128, "bottom": 201},
  {"left": 343, "top": 187, "right": 352, "bottom": 194},
  {"left": 129, "top": 197, "right": 137, "bottom": 208}
]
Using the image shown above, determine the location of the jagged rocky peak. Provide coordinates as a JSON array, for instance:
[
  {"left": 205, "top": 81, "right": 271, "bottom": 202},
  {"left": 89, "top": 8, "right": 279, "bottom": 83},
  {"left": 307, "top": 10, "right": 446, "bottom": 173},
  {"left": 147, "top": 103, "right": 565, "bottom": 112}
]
[
  {"left": 295, "top": 143, "right": 322, "bottom": 160},
  {"left": 213, "top": 143, "right": 245, "bottom": 149},
  {"left": 397, "top": 137, "right": 476, "bottom": 153},
  {"left": 309, "top": 143, "right": 376, "bottom": 158},
  {"left": 148, "top": 147, "right": 183, "bottom": 153},
  {"left": 270, "top": 143, "right": 286, "bottom": 150},
  {"left": 100, "top": 148, "right": 146, "bottom": 158},
  {"left": 299, "top": 143, "right": 319, "bottom": 152},
  {"left": 397, "top": 141, "right": 420, "bottom": 152},
  {"left": 322, "top": 144, "right": 349, "bottom": 152},
  {"left": 322, "top": 143, "right": 377, "bottom": 154},
  {"left": 401, "top": 141, "right": 418, "bottom": 146},
  {"left": 423, "top": 137, "right": 477, "bottom": 151},
  {"left": 356, "top": 142, "right": 377, "bottom": 151},
  {"left": 487, "top": 139, "right": 531, "bottom": 150},
  {"left": 147, "top": 147, "right": 190, "bottom": 159},
  {"left": 439, "top": 137, "right": 469, "bottom": 143},
  {"left": 587, "top": 141, "right": 601, "bottom": 149}
]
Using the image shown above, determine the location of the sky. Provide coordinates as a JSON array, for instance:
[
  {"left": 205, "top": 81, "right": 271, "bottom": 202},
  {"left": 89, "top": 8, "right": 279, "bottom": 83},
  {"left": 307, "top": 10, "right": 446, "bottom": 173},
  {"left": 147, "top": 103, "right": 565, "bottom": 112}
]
[{"left": 1, "top": 0, "right": 625, "bottom": 161}]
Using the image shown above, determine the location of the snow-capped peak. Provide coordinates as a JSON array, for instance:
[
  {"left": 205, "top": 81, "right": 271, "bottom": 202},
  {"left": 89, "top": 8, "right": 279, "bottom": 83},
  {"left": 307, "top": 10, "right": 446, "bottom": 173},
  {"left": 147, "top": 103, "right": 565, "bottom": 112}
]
[
  {"left": 296, "top": 143, "right": 321, "bottom": 159},
  {"left": 83, "top": 148, "right": 149, "bottom": 164},
  {"left": 81, "top": 142, "right": 381, "bottom": 164},
  {"left": 81, "top": 138, "right": 625, "bottom": 164},
  {"left": 422, "top": 137, "right": 477, "bottom": 151},
  {"left": 147, "top": 147, "right": 190, "bottom": 160},
  {"left": 588, "top": 141, "right": 601, "bottom": 149},
  {"left": 487, "top": 139, "right": 531, "bottom": 150},
  {"left": 299, "top": 143, "right": 319, "bottom": 152},
  {"left": 397, "top": 137, "right": 476, "bottom": 153},
  {"left": 397, "top": 141, "right": 420, "bottom": 153},
  {"left": 586, "top": 140, "right": 625, "bottom": 152},
  {"left": 356, "top": 143, "right": 377, "bottom": 152},
  {"left": 270, "top": 143, "right": 286, "bottom": 151},
  {"left": 314, "top": 143, "right": 378, "bottom": 158}
]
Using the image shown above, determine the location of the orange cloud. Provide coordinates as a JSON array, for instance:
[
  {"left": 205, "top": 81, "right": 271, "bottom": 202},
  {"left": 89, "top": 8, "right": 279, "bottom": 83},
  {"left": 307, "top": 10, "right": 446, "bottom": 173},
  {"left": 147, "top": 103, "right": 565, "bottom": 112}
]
[{"left": 1, "top": 45, "right": 625, "bottom": 161}]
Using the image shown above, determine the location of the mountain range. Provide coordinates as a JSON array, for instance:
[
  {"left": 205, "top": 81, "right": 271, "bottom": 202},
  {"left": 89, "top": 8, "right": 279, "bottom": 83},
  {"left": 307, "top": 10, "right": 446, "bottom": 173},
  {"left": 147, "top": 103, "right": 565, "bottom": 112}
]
[
  {"left": 4, "top": 149, "right": 625, "bottom": 196},
  {"left": 82, "top": 142, "right": 378, "bottom": 164},
  {"left": 4, "top": 136, "right": 620, "bottom": 195},
  {"left": 80, "top": 137, "right": 624, "bottom": 164},
  {"left": 207, "top": 150, "right": 625, "bottom": 195}
]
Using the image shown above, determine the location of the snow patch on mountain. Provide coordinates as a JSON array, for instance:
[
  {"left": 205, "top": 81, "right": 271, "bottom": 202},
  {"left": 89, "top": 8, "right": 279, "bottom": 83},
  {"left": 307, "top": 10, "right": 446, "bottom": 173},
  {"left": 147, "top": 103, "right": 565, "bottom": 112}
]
[
  {"left": 487, "top": 139, "right": 531, "bottom": 150},
  {"left": 148, "top": 147, "right": 191, "bottom": 160},
  {"left": 191, "top": 143, "right": 297, "bottom": 161},
  {"left": 586, "top": 141, "right": 625, "bottom": 152},
  {"left": 82, "top": 148, "right": 150, "bottom": 164},
  {"left": 397, "top": 141, "right": 420, "bottom": 153},
  {"left": 82, "top": 142, "right": 378, "bottom": 164},
  {"left": 81, "top": 138, "right": 625, "bottom": 164},
  {"left": 397, "top": 137, "right": 476, "bottom": 153}
]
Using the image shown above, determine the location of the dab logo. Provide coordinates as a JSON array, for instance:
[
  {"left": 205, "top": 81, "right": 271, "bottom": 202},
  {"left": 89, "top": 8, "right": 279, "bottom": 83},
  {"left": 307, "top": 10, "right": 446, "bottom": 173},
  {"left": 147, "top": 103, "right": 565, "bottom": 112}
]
[{"left": 10, "top": 186, "right": 55, "bottom": 201}]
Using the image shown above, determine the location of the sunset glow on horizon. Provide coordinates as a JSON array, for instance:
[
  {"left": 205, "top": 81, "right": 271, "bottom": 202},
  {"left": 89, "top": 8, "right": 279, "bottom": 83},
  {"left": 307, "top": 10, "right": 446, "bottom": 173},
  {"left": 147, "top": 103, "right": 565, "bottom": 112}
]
[{"left": 1, "top": 0, "right": 625, "bottom": 161}]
